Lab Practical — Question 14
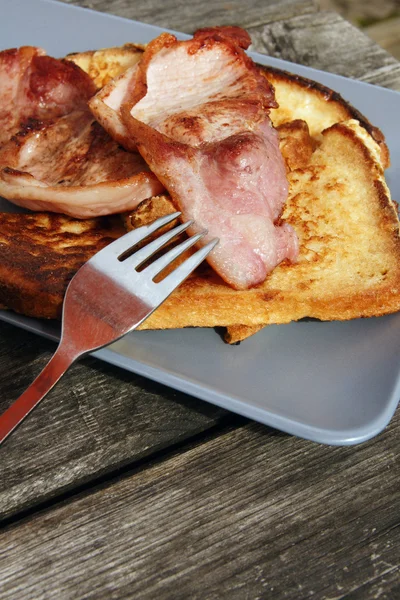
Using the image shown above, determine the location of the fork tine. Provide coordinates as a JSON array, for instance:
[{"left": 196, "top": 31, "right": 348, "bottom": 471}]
[
  {"left": 120, "top": 219, "right": 194, "bottom": 269},
  {"left": 157, "top": 238, "right": 219, "bottom": 294},
  {"left": 143, "top": 230, "right": 207, "bottom": 280},
  {"left": 92, "top": 212, "right": 182, "bottom": 260}
]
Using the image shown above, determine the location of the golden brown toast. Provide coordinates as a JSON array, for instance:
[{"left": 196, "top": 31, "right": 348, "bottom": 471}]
[
  {"left": 0, "top": 212, "right": 125, "bottom": 318},
  {"left": 66, "top": 43, "right": 144, "bottom": 88},
  {"left": 259, "top": 65, "right": 390, "bottom": 169}
]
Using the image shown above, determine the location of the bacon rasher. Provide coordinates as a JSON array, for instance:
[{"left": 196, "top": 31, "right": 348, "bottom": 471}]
[{"left": 91, "top": 27, "right": 298, "bottom": 288}]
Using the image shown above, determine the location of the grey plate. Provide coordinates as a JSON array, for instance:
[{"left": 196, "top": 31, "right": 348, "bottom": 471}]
[{"left": 1, "top": 0, "right": 400, "bottom": 446}]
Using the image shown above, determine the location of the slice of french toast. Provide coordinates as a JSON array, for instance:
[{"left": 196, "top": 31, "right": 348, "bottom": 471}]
[{"left": 0, "top": 212, "right": 125, "bottom": 318}]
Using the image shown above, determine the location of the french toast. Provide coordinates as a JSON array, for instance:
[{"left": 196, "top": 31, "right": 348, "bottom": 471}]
[
  {"left": 0, "top": 42, "right": 398, "bottom": 343},
  {"left": 0, "top": 212, "right": 125, "bottom": 318}
]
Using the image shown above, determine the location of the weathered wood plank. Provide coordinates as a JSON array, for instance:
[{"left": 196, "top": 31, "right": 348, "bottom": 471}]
[
  {"left": 365, "top": 16, "right": 400, "bottom": 62},
  {"left": 249, "top": 11, "right": 400, "bottom": 90},
  {"left": 1, "top": 417, "right": 399, "bottom": 599},
  {"left": 60, "top": 0, "right": 318, "bottom": 32},
  {"left": 0, "top": 322, "right": 233, "bottom": 522},
  {"left": 60, "top": 0, "right": 400, "bottom": 91}
]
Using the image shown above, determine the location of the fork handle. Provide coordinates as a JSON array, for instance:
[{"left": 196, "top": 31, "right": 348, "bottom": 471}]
[{"left": 0, "top": 345, "right": 77, "bottom": 445}]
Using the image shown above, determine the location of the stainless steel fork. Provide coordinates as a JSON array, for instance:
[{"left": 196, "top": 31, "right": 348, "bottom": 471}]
[{"left": 0, "top": 212, "right": 217, "bottom": 445}]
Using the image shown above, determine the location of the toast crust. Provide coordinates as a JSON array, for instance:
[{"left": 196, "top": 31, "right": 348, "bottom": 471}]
[{"left": 259, "top": 65, "right": 390, "bottom": 169}]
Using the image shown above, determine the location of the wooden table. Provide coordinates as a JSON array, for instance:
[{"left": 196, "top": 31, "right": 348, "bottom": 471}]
[{"left": 1, "top": 1, "right": 399, "bottom": 597}]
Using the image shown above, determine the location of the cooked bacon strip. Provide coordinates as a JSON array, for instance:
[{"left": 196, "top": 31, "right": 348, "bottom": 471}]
[
  {"left": 0, "top": 46, "right": 97, "bottom": 149},
  {"left": 114, "top": 27, "right": 298, "bottom": 289},
  {"left": 0, "top": 111, "right": 164, "bottom": 218},
  {"left": 0, "top": 47, "right": 164, "bottom": 217}
]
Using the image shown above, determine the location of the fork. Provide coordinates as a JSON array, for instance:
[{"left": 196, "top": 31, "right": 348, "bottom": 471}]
[{"left": 0, "top": 212, "right": 217, "bottom": 445}]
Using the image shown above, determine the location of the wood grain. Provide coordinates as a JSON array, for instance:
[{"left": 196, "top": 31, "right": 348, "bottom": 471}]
[
  {"left": 249, "top": 10, "right": 400, "bottom": 90},
  {"left": 1, "top": 417, "right": 399, "bottom": 599},
  {"left": 60, "top": 0, "right": 317, "bottom": 32},
  {"left": 60, "top": 0, "right": 400, "bottom": 91},
  {"left": 0, "top": 322, "right": 232, "bottom": 522}
]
